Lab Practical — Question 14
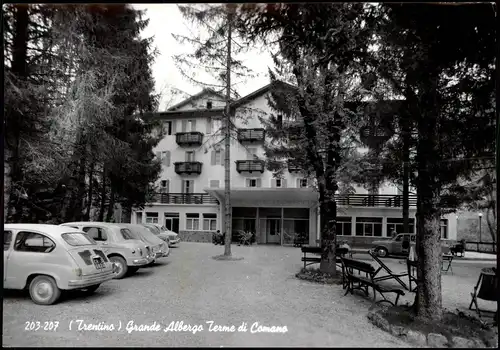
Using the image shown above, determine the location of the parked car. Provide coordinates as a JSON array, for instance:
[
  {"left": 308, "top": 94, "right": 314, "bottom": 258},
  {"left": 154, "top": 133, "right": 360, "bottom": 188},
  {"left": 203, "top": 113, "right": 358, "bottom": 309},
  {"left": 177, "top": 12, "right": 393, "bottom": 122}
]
[
  {"left": 119, "top": 224, "right": 169, "bottom": 261},
  {"left": 4, "top": 224, "right": 116, "bottom": 305},
  {"left": 372, "top": 233, "right": 450, "bottom": 257},
  {"left": 143, "top": 223, "right": 180, "bottom": 247},
  {"left": 60, "top": 222, "right": 154, "bottom": 279}
]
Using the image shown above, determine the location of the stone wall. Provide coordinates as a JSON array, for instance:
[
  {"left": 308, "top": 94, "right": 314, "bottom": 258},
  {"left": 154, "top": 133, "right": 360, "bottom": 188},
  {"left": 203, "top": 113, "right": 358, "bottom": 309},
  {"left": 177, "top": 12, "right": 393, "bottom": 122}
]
[{"left": 178, "top": 230, "right": 213, "bottom": 243}]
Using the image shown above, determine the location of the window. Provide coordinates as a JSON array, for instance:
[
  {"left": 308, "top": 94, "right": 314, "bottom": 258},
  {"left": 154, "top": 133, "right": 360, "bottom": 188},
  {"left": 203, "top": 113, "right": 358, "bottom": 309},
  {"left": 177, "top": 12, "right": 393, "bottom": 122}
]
[
  {"left": 164, "top": 121, "right": 173, "bottom": 135},
  {"left": 215, "top": 150, "right": 222, "bottom": 165},
  {"left": 210, "top": 180, "right": 220, "bottom": 188},
  {"left": 165, "top": 213, "right": 180, "bottom": 232},
  {"left": 160, "top": 151, "right": 170, "bottom": 166},
  {"left": 211, "top": 118, "right": 223, "bottom": 134},
  {"left": 62, "top": 232, "right": 96, "bottom": 246},
  {"left": 355, "top": 217, "right": 383, "bottom": 237},
  {"left": 136, "top": 212, "right": 143, "bottom": 224},
  {"left": 203, "top": 213, "right": 217, "bottom": 231},
  {"left": 298, "top": 178, "right": 308, "bottom": 188},
  {"left": 440, "top": 219, "right": 448, "bottom": 239},
  {"left": 83, "top": 227, "right": 108, "bottom": 241},
  {"left": 4, "top": 231, "right": 12, "bottom": 250},
  {"left": 119, "top": 229, "right": 139, "bottom": 240},
  {"left": 187, "top": 120, "right": 194, "bottom": 131},
  {"left": 206, "top": 100, "right": 213, "bottom": 109},
  {"left": 276, "top": 179, "right": 282, "bottom": 188},
  {"left": 14, "top": 232, "right": 56, "bottom": 253},
  {"left": 271, "top": 178, "right": 287, "bottom": 188},
  {"left": 246, "top": 178, "right": 258, "bottom": 188},
  {"left": 160, "top": 180, "right": 169, "bottom": 193},
  {"left": 182, "top": 180, "right": 194, "bottom": 193},
  {"left": 185, "top": 151, "right": 195, "bottom": 162},
  {"left": 336, "top": 217, "right": 352, "bottom": 236},
  {"left": 145, "top": 212, "right": 159, "bottom": 224},
  {"left": 186, "top": 213, "right": 200, "bottom": 230},
  {"left": 386, "top": 218, "right": 415, "bottom": 236}
]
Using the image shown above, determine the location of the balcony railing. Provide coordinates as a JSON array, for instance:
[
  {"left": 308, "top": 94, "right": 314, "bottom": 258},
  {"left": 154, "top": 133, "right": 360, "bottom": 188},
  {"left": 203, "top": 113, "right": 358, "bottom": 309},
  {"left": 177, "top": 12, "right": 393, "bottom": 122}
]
[
  {"left": 287, "top": 159, "right": 302, "bottom": 173},
  {"left": 236, "top": 160, "right": 265, "bottom": 173},
  {"left": 152, "top": 193, "right": 219, "bottom": 205},
  {"left": 237, "top": 128, "right": 265, "bottom": 143},
  {"left": 335, "top": 194, "right": 418, "bottom": 208},
  {"left": 176, "top": 132, "right": 203, "bottom": 146},
  {"left": 174, "top": 162, "right": 202, "bottom": 175}
]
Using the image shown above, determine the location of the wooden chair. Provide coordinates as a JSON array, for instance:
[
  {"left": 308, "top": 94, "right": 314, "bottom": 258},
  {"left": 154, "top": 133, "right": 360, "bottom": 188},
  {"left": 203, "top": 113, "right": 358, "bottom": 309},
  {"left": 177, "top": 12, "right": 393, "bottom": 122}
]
[
  {"left": 469, "top": 267, "right": 498, "bottom": 321},
  {"left": 368, "top": 250, "right": 409, "bottom": 290}
]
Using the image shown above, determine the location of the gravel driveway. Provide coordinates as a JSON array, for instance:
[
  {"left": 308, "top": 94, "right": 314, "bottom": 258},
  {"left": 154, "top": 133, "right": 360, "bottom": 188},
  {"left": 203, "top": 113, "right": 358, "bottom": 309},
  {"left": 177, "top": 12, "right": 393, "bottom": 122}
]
[{"left": 3, "top": 243, "right": 411, "bottom": 347}]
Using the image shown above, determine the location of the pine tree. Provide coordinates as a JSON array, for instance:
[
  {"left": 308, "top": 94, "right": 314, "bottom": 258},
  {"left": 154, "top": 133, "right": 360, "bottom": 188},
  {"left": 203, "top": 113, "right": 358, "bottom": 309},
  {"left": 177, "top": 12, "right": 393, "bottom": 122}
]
[{"left": 237, "top": 3, "right": 376, "bottom": 274}]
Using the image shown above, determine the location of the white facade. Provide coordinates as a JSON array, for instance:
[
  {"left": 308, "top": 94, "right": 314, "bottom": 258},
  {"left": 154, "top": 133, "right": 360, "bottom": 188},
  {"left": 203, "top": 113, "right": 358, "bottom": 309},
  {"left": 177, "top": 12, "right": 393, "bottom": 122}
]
[{"left": 133, "top": 86, "right": 457, "bottom": 244}]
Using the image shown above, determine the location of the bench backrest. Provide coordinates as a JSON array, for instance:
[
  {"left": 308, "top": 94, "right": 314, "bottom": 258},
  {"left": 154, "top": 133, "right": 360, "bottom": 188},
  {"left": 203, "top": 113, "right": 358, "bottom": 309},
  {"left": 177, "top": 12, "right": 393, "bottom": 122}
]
[{"left": 342, "top": 257, "right": 376, "bottom": 275}]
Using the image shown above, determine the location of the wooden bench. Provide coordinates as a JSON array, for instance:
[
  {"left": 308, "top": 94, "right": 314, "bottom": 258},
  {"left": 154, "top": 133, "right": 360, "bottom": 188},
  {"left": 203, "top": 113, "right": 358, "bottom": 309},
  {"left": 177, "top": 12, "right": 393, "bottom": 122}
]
[
  {"left": 301, "top": 246, "right": 348, "bottom": 270},
  {"left": 341, "top": 257, "right": 405, "bottom": 306}
]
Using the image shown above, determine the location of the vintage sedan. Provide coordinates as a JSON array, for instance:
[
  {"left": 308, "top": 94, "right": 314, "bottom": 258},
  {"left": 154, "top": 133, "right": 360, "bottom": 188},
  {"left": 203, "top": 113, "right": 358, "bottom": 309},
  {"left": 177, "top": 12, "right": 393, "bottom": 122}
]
[
  {"left": 143, "top": 223, "right": 180, "bottom": 247},
  {"left": 4, "top": 224, "right": 116, "bottom": 305},
  {"left": 60, "top": 222, "right": 154, "bottom": 279},
  {"left": 372, "top": 233, "right": 451, "bottom": 257},
  {"left": 118, "top": 224, "right": 169, "bottom": 261}
]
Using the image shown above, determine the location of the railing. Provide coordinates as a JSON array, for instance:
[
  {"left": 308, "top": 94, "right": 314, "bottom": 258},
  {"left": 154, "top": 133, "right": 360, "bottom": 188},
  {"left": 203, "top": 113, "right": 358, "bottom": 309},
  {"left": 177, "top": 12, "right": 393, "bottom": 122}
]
[
  {"left": 236, "top": 160, "right": 265, "bottom": 173},
  {"left": 335, "top": 194, "right": 418, "bottom": 207},
  {"left": 174, "top": 161, "right": 203, "bottom": 175},
  {"left": 287, "top": 159, "right": 302, "bottom": 173},
  {"left": 237, "top": 128, "right": 265, "bottom": 142},
  {"left": 465, "top": 241, "right": 497, "bottom": 254},
  {"left": 176, "top": 132, "right": 203, "bottom": 146},
  {"left": 152, "top": 193, "right": 218, "bottom": 205}
]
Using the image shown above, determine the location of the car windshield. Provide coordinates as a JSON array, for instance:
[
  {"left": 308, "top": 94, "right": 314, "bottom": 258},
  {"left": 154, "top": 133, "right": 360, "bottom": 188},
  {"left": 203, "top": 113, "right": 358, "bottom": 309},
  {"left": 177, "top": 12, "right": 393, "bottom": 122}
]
[
  {"left": 62, "top": 232, "right": 96, "bottom": 246},
  {"left": 120, "top": 228, "right": 141, "bottom": 240}
]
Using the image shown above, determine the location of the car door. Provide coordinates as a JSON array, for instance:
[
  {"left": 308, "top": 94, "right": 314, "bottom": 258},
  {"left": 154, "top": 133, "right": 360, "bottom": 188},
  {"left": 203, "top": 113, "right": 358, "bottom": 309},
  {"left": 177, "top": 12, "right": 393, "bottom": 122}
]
[
  {"left": 4, "top": 230, "right": 13, "bottom": 284},
  {"left": 5, "top": 230, "right": 57, "bottom": 289},
  {"left": 402, "top": 234, "right": 411, "bottom": 255},
  {"left": 391, "top": 235, "right": 404, "bottom": 254}
]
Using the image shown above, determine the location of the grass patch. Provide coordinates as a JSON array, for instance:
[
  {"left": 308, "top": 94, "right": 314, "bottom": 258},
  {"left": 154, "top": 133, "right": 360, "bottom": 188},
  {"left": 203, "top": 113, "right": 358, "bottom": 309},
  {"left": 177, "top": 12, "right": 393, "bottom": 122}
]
[{"left": 296, "top": 267, "right": 343, "bottom": 285}]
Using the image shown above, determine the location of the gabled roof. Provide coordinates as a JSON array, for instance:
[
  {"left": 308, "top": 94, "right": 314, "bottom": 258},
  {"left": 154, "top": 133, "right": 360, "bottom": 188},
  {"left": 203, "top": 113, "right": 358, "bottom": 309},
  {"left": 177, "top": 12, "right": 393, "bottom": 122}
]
[
  {"left": 167, "top": 88, "right": 227, "bottom": 111},
  {"left": 231, "top": 80, "right": 296, "bottom": 109}
]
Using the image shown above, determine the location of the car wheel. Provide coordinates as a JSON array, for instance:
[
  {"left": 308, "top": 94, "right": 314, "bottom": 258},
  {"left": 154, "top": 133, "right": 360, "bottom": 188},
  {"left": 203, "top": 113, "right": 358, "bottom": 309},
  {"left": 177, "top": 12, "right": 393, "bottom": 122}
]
[
  {"left": 29, "top": 275, "right": 61, "bottom": 305},
  {"left": 128, "top": 267, "right": 139, "bottom": 275},
  {"left": 109, "top": 256, "right": 128, "bottom": 279},
  {"left": 81, "top": 284, "right": 100, "bottom": 294},
  {"left": 377, "top": 247, "right": 388, "bottom": 258}
]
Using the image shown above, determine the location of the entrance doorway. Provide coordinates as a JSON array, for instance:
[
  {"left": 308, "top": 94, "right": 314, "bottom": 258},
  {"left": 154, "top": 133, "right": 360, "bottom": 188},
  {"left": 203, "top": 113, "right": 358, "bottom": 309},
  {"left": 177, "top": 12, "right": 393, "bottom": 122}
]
[{"left": 266, "top": 217, "right": 281, "bottom": 244}]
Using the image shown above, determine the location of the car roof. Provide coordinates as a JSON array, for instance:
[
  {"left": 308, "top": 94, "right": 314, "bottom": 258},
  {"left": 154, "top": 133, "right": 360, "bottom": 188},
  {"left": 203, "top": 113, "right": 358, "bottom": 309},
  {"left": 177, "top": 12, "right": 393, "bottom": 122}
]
[
  {"left": 4, "top": 224, "right": 83, "bottom": 236},
  {"left": 62, "top": 222, "right": 122, "bottom": 229}
]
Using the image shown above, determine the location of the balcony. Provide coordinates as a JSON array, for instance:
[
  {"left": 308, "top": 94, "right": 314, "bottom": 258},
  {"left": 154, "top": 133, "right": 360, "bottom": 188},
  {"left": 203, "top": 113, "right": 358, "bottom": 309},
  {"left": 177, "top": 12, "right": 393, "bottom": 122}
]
[
  {"left": 237, "top": 128, "right": 265, "bottom": 143},
  {"left": 174, "top": 162, "right": 202, "bottom": 175},
  {"left": 287, "top": 159, "right": 302, "bottom": 173},
  {"left": 335, "top": 194, "right": 418, "bottom": 208},
  {"left": 236, "top": 160, "right": 265, "bottom": 173},
  {"left": 176, "top": 132, "right": 203, "bottom": 146},
  {"left": 152, "top": 193, "right": 218, "bottom": 205}
]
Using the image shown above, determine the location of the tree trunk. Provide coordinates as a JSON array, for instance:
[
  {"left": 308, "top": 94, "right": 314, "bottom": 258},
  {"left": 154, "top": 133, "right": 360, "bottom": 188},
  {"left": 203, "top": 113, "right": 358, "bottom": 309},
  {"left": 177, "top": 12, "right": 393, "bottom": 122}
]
[
  {"left": 402, "top": 119, "right": 411, "bottom": 233},
  {"left": 413, "top": 72, "right": 443, "bottom": 322},
  {"left": 98, "top": 169, "right": 106, "bottom": 222},
  {"left": 83, "top": 162, "right": 94, "bottom": 221},
  {"left": 318, "top": 187, "right": 338, "bottom": 275},
  {"left": 223, "top": 8, "right": 233, "bottom": 257},
  {"left": 106, "top": 189, "right": 115, "bottom": 222}
]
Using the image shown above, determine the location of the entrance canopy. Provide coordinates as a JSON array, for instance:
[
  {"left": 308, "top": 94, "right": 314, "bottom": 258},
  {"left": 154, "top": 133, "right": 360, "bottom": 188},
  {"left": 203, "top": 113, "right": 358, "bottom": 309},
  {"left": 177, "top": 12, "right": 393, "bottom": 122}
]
[{"left": 204, "top": 187, "right": 319, "bottom": 208}]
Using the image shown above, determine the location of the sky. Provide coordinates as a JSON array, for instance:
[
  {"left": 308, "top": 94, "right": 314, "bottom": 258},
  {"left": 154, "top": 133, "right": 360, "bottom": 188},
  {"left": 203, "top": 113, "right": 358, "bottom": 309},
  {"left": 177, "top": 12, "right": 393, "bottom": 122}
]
[{"left": 131, "top": 4, "right": 275, "bottom": 111}]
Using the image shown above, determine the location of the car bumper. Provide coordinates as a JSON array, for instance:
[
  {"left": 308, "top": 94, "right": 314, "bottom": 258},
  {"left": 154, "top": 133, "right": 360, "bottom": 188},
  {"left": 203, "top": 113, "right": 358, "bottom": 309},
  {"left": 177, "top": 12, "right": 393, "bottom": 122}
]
[
  {"left": 130, "top": 257, "right": 153, "bottom": 266},
  {"left": 169, "top": 239, "right": 180, "bottom": 245},
  {"left": 67, "top": 271, "right": 115, "bottom": 289}
]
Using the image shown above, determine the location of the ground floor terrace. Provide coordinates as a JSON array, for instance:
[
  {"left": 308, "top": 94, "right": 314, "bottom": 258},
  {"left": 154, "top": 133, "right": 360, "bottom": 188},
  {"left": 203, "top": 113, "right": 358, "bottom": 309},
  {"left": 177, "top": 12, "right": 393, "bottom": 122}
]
[{"left": 132, "top": 189, "right": 458, "bottom": 245}]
